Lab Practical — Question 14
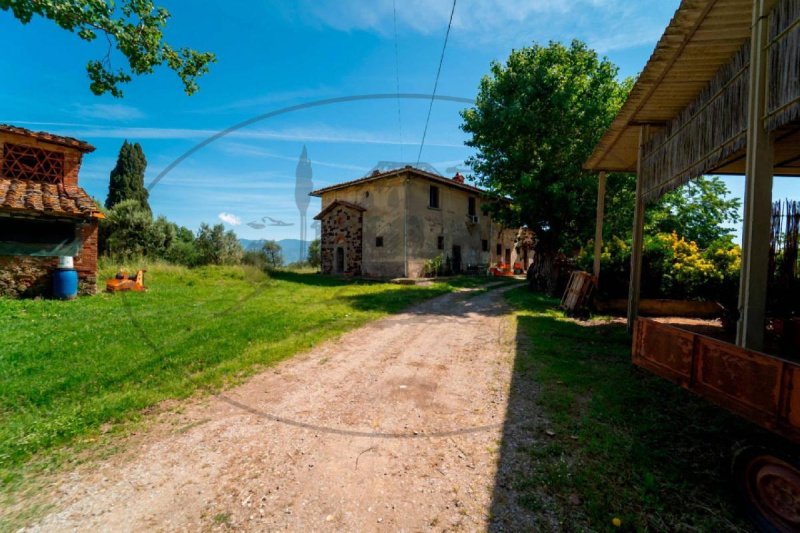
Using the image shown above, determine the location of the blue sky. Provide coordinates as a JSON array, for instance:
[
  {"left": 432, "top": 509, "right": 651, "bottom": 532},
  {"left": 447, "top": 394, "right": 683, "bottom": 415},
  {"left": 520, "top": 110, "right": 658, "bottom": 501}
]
[{"left": 2, "top": 0, "right": 798, "bottom": 242}]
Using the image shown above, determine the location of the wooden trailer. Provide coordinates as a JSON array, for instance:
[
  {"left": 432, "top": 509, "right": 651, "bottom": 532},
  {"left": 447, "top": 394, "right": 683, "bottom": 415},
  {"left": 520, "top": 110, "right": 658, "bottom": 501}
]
[{"left": 584, "top": 0, "right": 800, "bottom": 529}]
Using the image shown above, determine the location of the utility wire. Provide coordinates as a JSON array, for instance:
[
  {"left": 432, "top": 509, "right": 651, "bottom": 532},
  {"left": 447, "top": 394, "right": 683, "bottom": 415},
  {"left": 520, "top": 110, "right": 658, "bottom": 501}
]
[
  {"left": 392, "top": 0, "right": 404, "bottom": 161},
  {"left": 416, "top": 0, "right": 457, "bottom": 165}
]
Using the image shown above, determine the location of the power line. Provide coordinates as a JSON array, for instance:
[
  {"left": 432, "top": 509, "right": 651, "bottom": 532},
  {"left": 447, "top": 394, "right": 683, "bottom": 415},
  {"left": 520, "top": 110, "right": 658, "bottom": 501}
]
[
  {"left": 392, "top": 0, "right": 404, "bottom": 161},
  {"left": 416, "top": 0, "right": 457, "bottom": 165}
]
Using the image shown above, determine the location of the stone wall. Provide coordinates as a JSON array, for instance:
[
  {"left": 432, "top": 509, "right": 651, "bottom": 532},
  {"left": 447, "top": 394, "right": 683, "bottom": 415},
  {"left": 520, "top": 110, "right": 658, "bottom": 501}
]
[
  {"left": 319, "top": 205, "right": 363, "bottom": 275},
  {"left": 0, "top": 218, "right": 99, "bottom": 298}
]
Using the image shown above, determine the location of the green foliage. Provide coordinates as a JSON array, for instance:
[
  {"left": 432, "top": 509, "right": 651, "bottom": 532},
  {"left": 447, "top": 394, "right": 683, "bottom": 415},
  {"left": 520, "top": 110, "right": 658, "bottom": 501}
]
[
  {"left": 504, "top": 288, "right": 754, "bottom": 530},
  {"left": 461, "top": 40, "right": 631, "bottom": 254},
  {"left": 649, "top": 176, "right": 741, "bottom": 248},
  {"left": 307, "top": 239, "right": 321, "bottom": 268},
  {"left": 0, "top": 0, "right": 215, "bottom": 96},
  {"left": 106, "top": 141, "right": 150, "bottom": 212},
  {"left": 422, "top": 254, "right": 444, "bottom": 277},
  {"left": 261, "top": 240, "right": 283, "bottom": 268},
  {"left": 102, "top": 199, "right": 156, "bottom": 258},
  {"left": 194, "top": 223, "right": 243, "bottom": 266},
  {"left": 580, "top": 231, "right": 741, "bottom": 304},
  {"left": 241, "top": 241, "right": 283, "bottom": 270}
]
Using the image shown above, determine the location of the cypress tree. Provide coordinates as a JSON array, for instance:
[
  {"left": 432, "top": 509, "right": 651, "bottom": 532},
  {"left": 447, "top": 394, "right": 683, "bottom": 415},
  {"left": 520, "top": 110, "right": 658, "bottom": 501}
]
[{"left": 106, "top": 140, "right": 150, "bottom": 213}]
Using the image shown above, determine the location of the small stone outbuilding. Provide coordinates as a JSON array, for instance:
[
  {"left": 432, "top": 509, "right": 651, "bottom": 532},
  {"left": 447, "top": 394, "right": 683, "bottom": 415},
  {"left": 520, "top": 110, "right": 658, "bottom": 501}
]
[{"left": 0, "top": 125, "right": 101, "bottom": 297}]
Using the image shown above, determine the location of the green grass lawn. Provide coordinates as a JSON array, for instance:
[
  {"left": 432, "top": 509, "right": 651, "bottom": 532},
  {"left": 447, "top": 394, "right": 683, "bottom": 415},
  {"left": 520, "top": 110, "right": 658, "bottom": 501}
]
[
  {"left": 502, "top": 288, "right": 767, "bottom": 531},
  {"left": 0, "top": 262, "right": 475, "bottom": 495}
]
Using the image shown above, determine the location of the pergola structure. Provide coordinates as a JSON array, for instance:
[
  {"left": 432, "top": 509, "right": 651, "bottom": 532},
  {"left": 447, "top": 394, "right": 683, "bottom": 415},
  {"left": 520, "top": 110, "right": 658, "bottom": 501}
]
[{"left": 585, "top": 0, "right": 800, "bottom": 352}]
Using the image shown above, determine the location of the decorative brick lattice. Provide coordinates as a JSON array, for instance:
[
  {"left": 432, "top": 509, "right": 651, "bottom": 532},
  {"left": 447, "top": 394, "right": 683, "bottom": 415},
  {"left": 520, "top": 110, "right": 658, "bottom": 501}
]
[{"left": 2, "top": 143, "right": 64, "bottom": 183}]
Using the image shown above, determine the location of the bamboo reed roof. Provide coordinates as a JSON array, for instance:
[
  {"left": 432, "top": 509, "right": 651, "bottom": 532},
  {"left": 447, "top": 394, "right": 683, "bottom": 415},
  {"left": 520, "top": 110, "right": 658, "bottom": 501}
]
[{"left": 585, "top": 0, "right": 788, "bottom": 174}]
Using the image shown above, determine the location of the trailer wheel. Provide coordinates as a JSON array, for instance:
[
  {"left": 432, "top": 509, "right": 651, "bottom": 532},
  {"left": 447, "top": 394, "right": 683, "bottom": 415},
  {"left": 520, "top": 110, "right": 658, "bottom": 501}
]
[{"left": 733, "top": 445, "right": 800, "bottom": 532}]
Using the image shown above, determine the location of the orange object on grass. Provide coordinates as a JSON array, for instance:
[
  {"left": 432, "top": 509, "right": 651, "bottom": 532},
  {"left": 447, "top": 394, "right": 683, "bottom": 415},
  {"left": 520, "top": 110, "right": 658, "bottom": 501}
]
[{"left": 106, "top": 270, "right": 147, "bottom": 292}]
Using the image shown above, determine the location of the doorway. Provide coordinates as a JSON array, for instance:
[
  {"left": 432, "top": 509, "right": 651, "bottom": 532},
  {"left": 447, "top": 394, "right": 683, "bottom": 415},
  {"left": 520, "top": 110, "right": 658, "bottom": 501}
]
[
  {"left": 335, "top": 247, "right": 345, "bottom": 273},
  {"left": 452, "top": 245, "right": 462, "bottom": 273}
]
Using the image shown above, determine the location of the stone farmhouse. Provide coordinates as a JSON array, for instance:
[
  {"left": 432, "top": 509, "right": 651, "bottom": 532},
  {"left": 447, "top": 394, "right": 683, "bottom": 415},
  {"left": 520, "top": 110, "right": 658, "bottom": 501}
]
[
  {"left": 0, "top": 125, "right": 101, "bottom": 297},
  {"left": 311, "top": 166, "right": 532, "bottom": 278}
]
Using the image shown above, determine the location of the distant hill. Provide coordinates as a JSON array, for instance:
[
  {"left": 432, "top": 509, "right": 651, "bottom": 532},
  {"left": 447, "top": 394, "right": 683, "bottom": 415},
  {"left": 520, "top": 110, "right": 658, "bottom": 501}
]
[{"left": 239, "top": 238, "right": 313, "bottom": 265}]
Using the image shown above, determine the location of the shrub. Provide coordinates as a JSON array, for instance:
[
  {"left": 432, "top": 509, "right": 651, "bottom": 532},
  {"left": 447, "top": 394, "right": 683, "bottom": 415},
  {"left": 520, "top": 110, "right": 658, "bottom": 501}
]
[
  {"left": 580, "top": 232, "right": 740, "bottom": 302},
  {"left": 194, "top": 223, "right": 243, "bottom": 265},
  {"left": 307, "top": 239, "right": 321, "bottom": 268},
  {"left": 422, "top": 255, "right": 444, "bottom": 277}
]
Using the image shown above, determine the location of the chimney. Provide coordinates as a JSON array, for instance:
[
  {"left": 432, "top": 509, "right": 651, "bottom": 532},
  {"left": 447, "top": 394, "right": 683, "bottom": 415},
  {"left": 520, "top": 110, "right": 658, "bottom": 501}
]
[{"left": 452, "top": 172, "right": 465, "bottom": 184}]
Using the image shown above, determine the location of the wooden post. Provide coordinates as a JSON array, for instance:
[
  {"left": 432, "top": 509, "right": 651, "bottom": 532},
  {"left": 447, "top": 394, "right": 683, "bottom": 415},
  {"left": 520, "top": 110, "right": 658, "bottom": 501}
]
[
  {"left": 737, "top": 0, "right": 775, "bottom": 350},
  {"left": 627, "top": 126, "right": 648, "bottom": 332},
  {"left": 593, "top": 171, "right": 607, "bottom": 281}
]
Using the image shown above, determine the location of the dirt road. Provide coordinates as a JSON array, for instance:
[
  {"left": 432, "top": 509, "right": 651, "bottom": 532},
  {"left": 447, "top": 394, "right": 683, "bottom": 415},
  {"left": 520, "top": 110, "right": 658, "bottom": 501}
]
[{"left": 30, "top": 284, "right": 538, "bottom": 531}]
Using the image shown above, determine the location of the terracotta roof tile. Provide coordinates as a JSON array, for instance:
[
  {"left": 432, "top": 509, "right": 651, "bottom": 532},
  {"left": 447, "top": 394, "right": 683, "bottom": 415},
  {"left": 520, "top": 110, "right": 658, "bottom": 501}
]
[
  {"left": 0, "top": 124, "right": 95, "bottom": 153},
  {"left": 313, "top": 199, "right": 367, "bottom": 220},
  {"left": 0, "top": 177, "right": 98, "bottom": 218},
  {"left": 310, "top": 166, "right": 484, "bottom": 197}
]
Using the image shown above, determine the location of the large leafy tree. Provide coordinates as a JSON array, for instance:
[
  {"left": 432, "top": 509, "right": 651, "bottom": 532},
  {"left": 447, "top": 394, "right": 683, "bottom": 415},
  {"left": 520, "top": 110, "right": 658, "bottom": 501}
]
[
  {"left": 649, "top": 176, "right": 741, "bottom": 248},
  {"left": 461, "top": 40, "right": 631, "bottom": 291},
  {"left": 106, "top": 140, "right": 150, "bottom": 212},
  {"left": 1, "top": 0, "right": 215, "bottom": 96}
]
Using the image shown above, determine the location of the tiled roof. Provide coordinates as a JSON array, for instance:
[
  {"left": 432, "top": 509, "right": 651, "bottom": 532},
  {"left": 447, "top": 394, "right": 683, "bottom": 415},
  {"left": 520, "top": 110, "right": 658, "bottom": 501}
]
[
  {"left": 0, "top": 177, "right": 99, "bottom": 218},
  {"left": 310, "top": 166, "right": 484, "bottom": 197},
  {"left": 0, "top": 124, "right": 95, "bottom": 153},
  {"left": 313, "top": 199, "right": 366, "bottom": 220}
]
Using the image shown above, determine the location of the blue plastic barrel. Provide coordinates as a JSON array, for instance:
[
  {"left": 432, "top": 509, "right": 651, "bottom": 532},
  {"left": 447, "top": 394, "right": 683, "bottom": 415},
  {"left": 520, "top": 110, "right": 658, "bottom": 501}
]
[{"left": 53, "top": 268, "right": 78, "bottom": 300}]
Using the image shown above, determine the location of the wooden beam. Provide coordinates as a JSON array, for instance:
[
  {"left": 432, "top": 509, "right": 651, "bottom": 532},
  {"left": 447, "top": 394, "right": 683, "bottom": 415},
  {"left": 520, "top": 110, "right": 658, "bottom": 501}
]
[
  {"left": 593, "top": 171, "right": 607, "bottom": 280},
  {"left": 736, "top": 0, "right": 775, "bottom": 350},
  {"left": 628, "top": 126, "right": 649, "bottom": 332}
]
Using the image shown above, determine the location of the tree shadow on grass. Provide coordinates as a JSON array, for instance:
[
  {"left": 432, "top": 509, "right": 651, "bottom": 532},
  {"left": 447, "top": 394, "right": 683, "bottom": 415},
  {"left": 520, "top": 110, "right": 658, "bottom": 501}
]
[
  {"left": 268, "top": 270, "right": 387, "bottom": 287},
  {"left": 489, "top": 289, "right": 766, "bottom": 531}
]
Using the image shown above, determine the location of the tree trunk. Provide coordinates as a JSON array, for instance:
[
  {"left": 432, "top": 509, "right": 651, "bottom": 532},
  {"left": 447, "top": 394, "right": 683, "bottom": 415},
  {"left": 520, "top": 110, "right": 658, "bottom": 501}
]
[{"left": 527, "top": 246, "right": 570, "bottom": 296}]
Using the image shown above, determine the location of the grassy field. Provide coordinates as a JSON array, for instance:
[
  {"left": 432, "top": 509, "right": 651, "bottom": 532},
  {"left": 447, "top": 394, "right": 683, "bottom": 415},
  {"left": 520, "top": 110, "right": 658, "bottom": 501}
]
[
  {"left": 0, "top": 262, "right": 477, "bottom": 495},
  {"left": 502, "top": 288, "right": 766, "bottom": 531}
]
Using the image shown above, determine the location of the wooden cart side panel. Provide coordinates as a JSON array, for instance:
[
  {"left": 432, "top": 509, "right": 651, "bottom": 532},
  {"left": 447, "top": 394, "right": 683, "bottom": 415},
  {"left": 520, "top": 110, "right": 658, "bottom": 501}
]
[
  {"left": 632, "top": 318, "right": 800, "bottom": 445},
  {"left": 693, "top": 336, "right": 782, "bottom": 430},
  {"left": 632, "top": 319, "right": 694, "bottom": 387},
  {"left": 781, "top": 366, "right": 800, "bottom": 442}
]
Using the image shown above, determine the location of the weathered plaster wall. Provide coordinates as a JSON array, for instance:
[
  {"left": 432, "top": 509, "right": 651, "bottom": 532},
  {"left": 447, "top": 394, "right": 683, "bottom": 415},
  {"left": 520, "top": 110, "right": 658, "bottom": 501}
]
[
  {"left": 320, "top": 175, "right": 406, "bottom": 277},
  {"left": 493, "top": 227, "right": 534, "bottom": 271},
  {"left": 405, "top": 177, "right": 493, "bottom": 277}
]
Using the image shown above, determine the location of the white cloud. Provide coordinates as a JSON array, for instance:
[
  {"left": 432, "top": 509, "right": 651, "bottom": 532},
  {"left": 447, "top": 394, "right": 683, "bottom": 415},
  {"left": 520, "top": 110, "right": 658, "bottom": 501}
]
[
  {"left": 73, "top": 103, "right": 145, "bottom": 121},
  {"left": 299, "top": 0, "right": 675, "bottom": 53},
  {"left": 218, "top": 212, "right": 242, "bottom": 225}
]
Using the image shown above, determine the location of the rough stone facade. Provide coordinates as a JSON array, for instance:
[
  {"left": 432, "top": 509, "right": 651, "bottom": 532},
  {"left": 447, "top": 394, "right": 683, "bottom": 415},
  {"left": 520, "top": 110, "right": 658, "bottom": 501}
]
[
  {"left": 318, "top": 202, "right": 364, "bottom": 275},
  {"left": 0, "top": 220, "right": 99, "bottom": 297}
]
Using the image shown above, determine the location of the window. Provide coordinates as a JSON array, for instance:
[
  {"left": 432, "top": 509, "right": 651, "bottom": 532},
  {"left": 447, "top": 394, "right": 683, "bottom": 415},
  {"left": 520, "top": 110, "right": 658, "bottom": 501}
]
[
  {"left": 482, "top": 239, "right": 488, "bottom": 252},
  {"left": 376, "top": 236, "right": 384, "bottom": 247},
  {"left": 437, "top": 236, "right": 444, "bottom": 250},
  {"left": 429, "top": 185, "right": 439, "bottom": 208},
  {"left": 496, "top": 243, "right": 502, "bottom": 255},
  {"left": 468, "top": 197, "right": 476, "bottom": 216}
]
